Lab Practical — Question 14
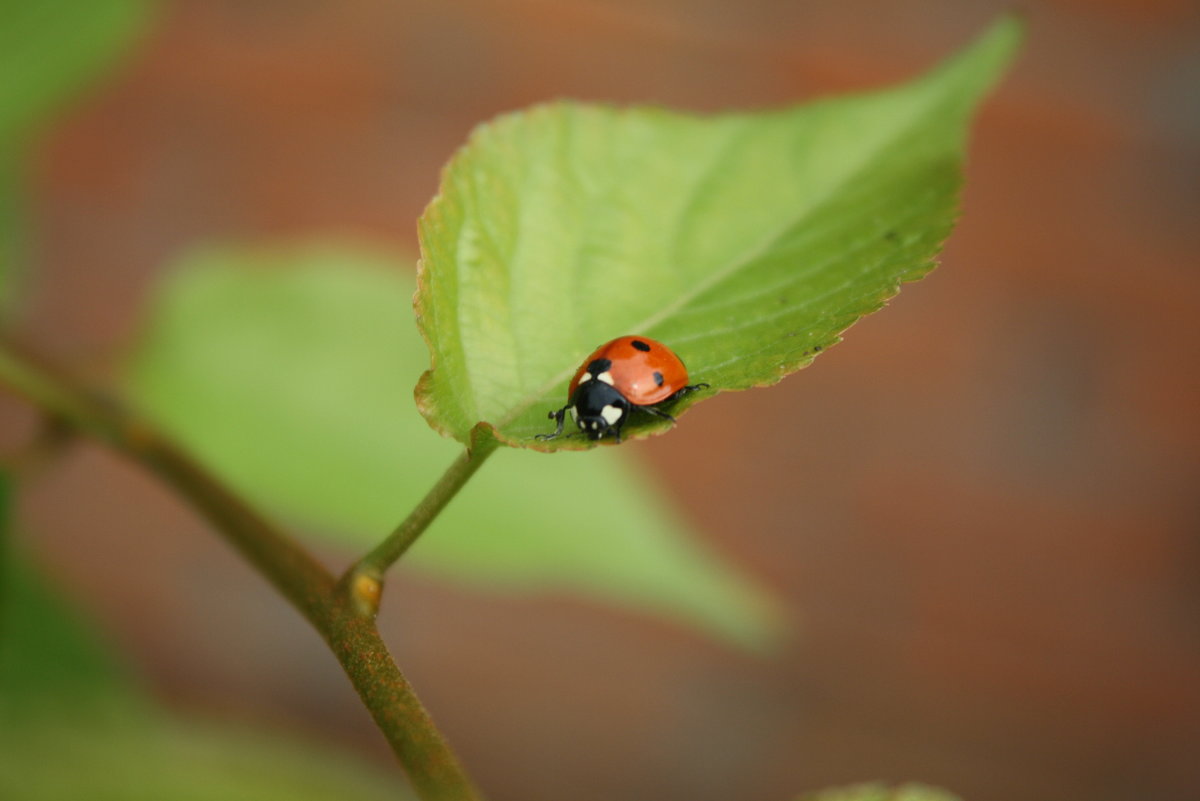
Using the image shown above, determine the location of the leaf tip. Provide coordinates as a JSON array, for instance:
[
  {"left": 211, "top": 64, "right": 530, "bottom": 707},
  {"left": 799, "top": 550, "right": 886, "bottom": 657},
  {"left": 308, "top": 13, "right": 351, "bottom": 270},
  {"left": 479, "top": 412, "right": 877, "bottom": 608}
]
[{"left": 938, "top": 13, "right": 1025, "bottom": 95}]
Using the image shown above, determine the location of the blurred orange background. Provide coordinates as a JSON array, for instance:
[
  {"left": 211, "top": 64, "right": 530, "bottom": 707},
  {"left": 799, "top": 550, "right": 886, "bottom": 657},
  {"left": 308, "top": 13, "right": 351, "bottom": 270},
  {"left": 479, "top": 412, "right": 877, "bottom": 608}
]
[{"left": 11, "top": 1, "right": 1200, "bottom": 800}]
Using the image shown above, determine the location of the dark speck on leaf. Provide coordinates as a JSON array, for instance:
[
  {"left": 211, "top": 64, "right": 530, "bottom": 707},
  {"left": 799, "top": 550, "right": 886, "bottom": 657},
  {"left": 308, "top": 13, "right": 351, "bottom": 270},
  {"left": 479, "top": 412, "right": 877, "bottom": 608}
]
[{"left": 813, "top": 345, "right": 823, "bottom": 352}]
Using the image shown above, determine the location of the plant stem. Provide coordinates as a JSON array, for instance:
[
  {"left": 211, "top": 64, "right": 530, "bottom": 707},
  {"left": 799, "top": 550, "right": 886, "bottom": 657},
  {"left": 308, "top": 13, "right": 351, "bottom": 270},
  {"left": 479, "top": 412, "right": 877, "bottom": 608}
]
[
  {"left": 341, "top": 432, "right": 498, "bottom": 613},
  {"left": 322, "top": 609, "right": 483, "bottom": 801},
  {"left": 0, "top": 342, "right": 333, "bottom": 624},
  {"left": 0, "top": 340, "right": 484, "bottom": 801}
]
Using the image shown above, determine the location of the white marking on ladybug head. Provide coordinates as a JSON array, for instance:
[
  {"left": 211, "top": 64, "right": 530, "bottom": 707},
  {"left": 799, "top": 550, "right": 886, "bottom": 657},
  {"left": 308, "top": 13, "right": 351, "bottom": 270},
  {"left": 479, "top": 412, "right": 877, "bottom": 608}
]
[
  {"left": 579, "top": 372, "right": 592, "bottom": 384},
  {"left": 590, "top": 420, "right": 600, "bottom": 430},
  {"left": 596, "top": 371, "right": 614, "bottom": 385},
  {"left": 600, "top": 405, "right": 623, "bottom": 425},
  {"left": 569, "top": 406, "right": 579, "bottom": 423}
]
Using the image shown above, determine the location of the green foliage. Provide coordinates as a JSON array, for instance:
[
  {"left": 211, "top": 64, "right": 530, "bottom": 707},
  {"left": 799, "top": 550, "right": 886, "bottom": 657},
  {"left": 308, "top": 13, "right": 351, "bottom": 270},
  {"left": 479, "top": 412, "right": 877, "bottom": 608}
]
[
  {"left": 0, "top": 0, "right": 150, "bottom": 309},
  {"left": 798, "top": 783, "right": 962, "bottom": 801},
  {"left": 0, "top": 155, "right": 19, "bottom": 306},
  {"left": 124, "top": 244, "right": 779, "bottom": 647},
  {"left": 1, "top": 723, "right": 412, "bottom": 801},
  {"left": 0, "top": 0, "right": 148, "bottom": 150},
  {"left": 0, "top": 473, "right": 133, "bottom": 720},
  {"left": 415, "top": 18, "right": 1020, "bottom": 450},
  {"left": 0, "top": 546, "right": 138, "bottom": 721},
  {"left": 0, "top": 473, "right": 411, "bottom": 800}
]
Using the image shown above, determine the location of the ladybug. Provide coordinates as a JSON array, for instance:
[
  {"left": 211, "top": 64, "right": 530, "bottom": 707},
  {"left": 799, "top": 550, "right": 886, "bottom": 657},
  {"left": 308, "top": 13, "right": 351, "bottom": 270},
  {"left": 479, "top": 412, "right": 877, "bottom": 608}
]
[{"left": 538, "top": 335, "right": 708, "bottom": 443}]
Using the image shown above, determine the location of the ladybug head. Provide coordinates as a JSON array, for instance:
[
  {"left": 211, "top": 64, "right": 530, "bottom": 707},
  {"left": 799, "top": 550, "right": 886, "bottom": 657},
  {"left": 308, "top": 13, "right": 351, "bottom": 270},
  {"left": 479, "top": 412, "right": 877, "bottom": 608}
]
[{"left": 570, "top": 379, "right": 631, "bottom": 440}]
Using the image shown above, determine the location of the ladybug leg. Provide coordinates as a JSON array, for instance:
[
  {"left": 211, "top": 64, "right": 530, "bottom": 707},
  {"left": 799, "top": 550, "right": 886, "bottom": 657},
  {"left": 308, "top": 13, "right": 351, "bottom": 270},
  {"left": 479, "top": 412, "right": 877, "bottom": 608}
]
[
  {"left": 535, "top": 404, "right": 571, "bottom": 441},
  {"left": 641, "top": 405, "right": 677, "bottom": 424},
  {"left": 636, "top": 384, "right": 709, "bottom": 432},
  {"left": 673, "top": 382, "right": 710, "bottom": 400}
]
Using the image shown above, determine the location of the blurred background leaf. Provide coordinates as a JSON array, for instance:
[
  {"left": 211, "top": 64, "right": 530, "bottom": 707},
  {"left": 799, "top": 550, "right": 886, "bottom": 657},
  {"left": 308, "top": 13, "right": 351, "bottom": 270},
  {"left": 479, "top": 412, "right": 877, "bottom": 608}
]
[
  {"left": 0, "top": 529, "right": 139, "bottom": 721},
  {"left": 797, "top": 785, "right": 961, "bottom": 801},
  {"left": 0, "top": 155, "right": 20, "bottom": 308},
  {"left": 1, "top": 718, "right": 413, "bottom": 801},
  {"left": 414, "top": 18, "right": 1020, "bottom": 449},
  {"left": 123, "top": 243, "right": 781, "bottom": 648},
  {"left": 0, "top": 0, "right": 148, "bottom": 147},
  {"left": 0, "top": 0, "right": 151, "bottom": 313},
  {"left": 0, "top": 473, "right": 412, "bottom": 801}
]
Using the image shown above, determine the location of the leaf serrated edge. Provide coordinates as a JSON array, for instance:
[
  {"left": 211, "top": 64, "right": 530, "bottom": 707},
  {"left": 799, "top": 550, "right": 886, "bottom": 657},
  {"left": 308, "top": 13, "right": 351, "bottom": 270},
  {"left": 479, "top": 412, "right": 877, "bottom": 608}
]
[{"left": 413, "top": 16, "right": 1021, "bottom": 451}]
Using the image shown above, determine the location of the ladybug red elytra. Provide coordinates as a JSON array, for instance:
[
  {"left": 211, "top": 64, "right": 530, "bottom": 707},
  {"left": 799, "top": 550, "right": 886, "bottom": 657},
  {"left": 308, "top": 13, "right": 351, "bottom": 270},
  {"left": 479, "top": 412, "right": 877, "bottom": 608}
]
[{"left": 538, "top": 335, "right": 708, "bottom": 443}]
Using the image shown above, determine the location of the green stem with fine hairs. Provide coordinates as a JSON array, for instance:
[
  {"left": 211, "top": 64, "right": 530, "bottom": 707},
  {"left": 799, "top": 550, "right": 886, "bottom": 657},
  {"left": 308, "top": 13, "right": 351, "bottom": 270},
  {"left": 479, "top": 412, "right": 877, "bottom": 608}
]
[{"left": 340, "top": 428, "right": 498, "bottom": 614}]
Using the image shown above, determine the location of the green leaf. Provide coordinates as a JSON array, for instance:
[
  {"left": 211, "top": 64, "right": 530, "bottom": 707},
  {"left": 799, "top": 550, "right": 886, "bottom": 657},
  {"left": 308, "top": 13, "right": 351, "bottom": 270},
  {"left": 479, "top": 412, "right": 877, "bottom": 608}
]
[
  {"left": 0, "top": 0, "right": 149, "bottom": 151},
  {"left": 124, "top": 244, "right": 779, "bottom": 648},
  {"left": 415, "top": 17, "right": 1020, "bottom": 450},
  {"left": 0, "top": 549, "right": 140, "bottom": 721},
  {"left": 0, "top": 574, "right": 409, "bottom": 801},
  {"left": 0, "top": 156, "right": 21, "bottom": 310},
  {"left": 0, "top": 476, "right": 410, "bottom": 800},
  {"left": 1, "top": 721, "right": 412, "bottom": 801},
  {"left": 0, "top": 471, "right": 141, "bottom": 721},
  {"left": 0, "top": 0, "right": 151, "bottom": 311},
  {"left": 797, "top": 784, "right": 962, "bottom": 801}
]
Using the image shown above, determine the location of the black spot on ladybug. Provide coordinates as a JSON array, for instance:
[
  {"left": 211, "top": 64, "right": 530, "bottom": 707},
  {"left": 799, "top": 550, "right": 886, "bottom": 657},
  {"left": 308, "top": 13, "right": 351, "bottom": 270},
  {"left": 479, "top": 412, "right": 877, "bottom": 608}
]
[
  {"left": 586, "top": 357, "right": 612, "bottom": 375},
  {"left": 631, "top": 340, "right": 651, "bottom": 352},
  {"left": 653, "top": 371, "right": 664, "bottom": 386}
]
